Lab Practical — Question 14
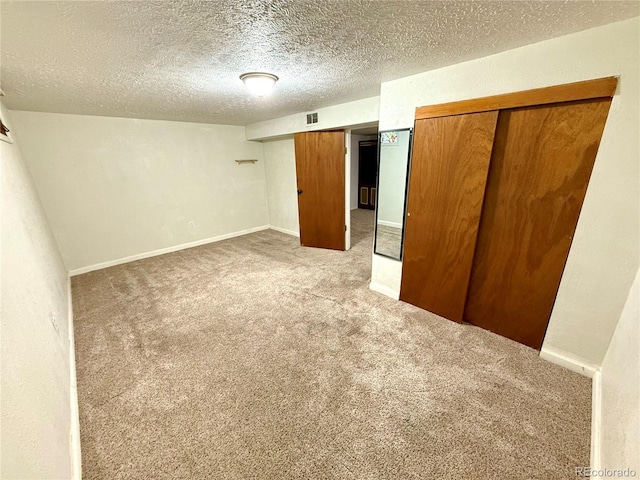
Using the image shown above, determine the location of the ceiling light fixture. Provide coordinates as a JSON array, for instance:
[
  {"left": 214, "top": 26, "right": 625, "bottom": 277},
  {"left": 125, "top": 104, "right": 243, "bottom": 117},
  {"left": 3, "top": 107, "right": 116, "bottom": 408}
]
[{"left": 240, "top": 72, "right": 278, "bottom": 97}]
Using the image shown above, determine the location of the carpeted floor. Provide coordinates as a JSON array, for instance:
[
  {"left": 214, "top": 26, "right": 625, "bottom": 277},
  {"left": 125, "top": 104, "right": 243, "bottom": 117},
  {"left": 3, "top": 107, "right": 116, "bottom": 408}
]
[{"left": 72, "top": 209, "right": 591, "bottom": 480}]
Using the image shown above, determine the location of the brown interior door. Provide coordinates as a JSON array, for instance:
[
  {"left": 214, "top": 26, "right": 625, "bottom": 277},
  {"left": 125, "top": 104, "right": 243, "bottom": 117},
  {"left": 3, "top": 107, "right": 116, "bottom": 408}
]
[
  {"left": 464, "top": 98, "right": 613, "bottom": 349},
  {"left": 400, "top": 111, "right": 498, "bottom": 321},
  {"left": 294, "top": 130, "right": 345, "bottom": 251}
]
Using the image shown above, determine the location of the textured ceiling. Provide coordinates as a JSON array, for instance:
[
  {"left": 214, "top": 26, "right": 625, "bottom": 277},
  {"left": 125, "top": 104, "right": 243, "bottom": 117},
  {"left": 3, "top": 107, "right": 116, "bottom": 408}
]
[{"left": 1, "top": 1, "right": 638, "bottom": 126}]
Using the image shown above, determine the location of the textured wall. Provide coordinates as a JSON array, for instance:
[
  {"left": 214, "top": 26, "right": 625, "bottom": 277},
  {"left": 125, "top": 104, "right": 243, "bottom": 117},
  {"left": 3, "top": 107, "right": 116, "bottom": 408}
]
[
  {"left": 10, "top": 111, "right": 269, "bottom": 271},
  {"left": 599, "top": 270, "right": 639, "bottom": 473},
  {"left": 373, "top": 18, "right": 640, "bottom": 368},
  {"left": 263, "top": 137, "right": 299, "bottom": 236},
  {"left": 0, "top": 103, "right": 74, "bottom": 478}
]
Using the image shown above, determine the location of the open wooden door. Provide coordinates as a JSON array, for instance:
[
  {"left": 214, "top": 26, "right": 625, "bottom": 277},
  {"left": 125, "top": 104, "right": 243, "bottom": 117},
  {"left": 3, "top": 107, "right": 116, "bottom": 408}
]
[{"left": 294, "top": 130, "right": 345, "bottom": 251}]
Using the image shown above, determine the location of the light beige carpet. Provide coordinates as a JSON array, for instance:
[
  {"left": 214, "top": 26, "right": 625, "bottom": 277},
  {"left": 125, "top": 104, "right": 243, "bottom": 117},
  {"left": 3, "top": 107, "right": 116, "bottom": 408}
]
[{"left": 72, "top": 209, "right": 591, "bottom": 480}]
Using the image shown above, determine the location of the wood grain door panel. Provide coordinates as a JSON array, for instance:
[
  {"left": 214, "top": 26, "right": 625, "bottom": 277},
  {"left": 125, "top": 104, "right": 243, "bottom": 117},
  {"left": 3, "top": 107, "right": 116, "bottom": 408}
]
[
  {"left": 294, "top": 131, "right": 345, "bottom": 251},
  {"left": 463, "top": 99, "right": 613, "bottom": 349},
  {"left": 400, "top": 111, "right": 499, "bottom": 322}
]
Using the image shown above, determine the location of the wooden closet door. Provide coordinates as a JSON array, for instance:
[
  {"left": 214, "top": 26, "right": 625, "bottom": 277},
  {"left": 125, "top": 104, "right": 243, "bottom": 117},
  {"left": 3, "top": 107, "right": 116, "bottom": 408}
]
[
  {"left": 400, "top": 111, "right": 498, "bottom": 322},
  {"left": 464, "top": 98, "right": 613, "bottom": 349}
]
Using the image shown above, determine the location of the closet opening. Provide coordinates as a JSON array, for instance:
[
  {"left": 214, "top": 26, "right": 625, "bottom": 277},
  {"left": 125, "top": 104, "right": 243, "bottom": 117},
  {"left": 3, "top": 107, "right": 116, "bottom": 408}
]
[{"left": 399, "top": 76, "right": 617, "bottom": 349}]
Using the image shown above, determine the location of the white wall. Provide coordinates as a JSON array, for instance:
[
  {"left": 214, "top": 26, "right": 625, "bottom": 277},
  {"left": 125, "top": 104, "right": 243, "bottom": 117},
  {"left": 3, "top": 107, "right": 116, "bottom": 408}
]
[
  {"left": 371, "top": 17, "right": 639, "bottom": 368},
  {"left": 10, "top": 111, "right": 269, "bottom": 272},
  {"left": 0, "top": 103, "right": 77, "bottom": 478},
  {"left": 263, "top": 137, "right": 300, "bottom": 236},
  {"left": 597, "top": 270, "right": 639, "bottom": 473},
  {"left": 245, "top": 96, "right": 380, "bottom": 141},
  {"left": 377, "top": 130, "right": 411, "bottom": 227}
]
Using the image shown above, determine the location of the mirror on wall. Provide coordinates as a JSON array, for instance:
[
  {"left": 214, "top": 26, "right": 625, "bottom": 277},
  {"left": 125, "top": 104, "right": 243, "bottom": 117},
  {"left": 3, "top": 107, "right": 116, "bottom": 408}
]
[{"left": 373, "top": 128, "right": 413, "bottom": 260}]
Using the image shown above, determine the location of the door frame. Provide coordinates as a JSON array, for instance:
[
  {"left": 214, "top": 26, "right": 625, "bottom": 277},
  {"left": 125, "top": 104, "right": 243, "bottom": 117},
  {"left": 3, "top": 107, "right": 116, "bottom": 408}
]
[
  {"left": 295, "top": 123, "right": 379, "bottom": 251},
  {"left": 344, "top": 123, "right": 380, "bottom": 250},
  {"left": 345, "top": 130, "right": 351, "bottom": 250}
]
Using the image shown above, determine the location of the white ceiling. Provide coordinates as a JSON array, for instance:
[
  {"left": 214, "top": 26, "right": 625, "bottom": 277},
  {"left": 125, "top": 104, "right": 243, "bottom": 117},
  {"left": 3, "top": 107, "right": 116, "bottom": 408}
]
[{"left": 1, "top": 1, "right": 638, "bottom": 126}]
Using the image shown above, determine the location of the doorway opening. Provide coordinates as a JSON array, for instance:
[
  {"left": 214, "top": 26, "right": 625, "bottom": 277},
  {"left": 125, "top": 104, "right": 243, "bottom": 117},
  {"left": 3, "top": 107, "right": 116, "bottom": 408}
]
[
  {"left": 349, "top": 124, "right": 379, "bottom": 250},
  {"left": 291, "top": 124, "right": 379, "bottom": 257}
]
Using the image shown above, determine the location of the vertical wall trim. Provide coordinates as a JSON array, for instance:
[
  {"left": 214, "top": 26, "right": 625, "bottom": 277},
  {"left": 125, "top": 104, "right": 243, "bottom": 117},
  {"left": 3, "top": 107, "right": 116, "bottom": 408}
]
[
  {"left": 591, "top": 369, "right": 602, "bottom": 471},
  {"left": 68, "top": 276, "right": 82, "bottom": 479},
  {"left": 345, "top": 130, "right": 352, "bottom": 251}
]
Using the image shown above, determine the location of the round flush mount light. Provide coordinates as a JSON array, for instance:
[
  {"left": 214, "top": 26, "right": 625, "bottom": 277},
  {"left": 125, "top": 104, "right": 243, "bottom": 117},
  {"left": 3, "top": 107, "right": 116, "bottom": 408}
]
[{"left": 239, "top": 72, "right": 279, "bottom": 97}]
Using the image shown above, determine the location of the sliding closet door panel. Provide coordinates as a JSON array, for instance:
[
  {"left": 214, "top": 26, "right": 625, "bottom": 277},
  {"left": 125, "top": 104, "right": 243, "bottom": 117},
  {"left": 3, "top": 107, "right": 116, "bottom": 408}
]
[
  {"left": 400, "top": 111, "right": 498, "bottom": 322},
  {"left": 464, "top": 99, "right": 613, "bottom": 349}
]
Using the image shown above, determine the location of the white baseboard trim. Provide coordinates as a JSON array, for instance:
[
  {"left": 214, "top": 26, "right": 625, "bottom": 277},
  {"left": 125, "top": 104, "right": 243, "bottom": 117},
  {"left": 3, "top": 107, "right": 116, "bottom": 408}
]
[
  {"left": 269, "top": 225, "right": 300, "bottom": 237},
  {"left": 590, "top": 369, "right": 602, "bottom": 471},
  {"left": 67, "top": 277, "right": 82, "bottom": 479},
  {"left": 369, "top": 281, "right": 400, "bottom": 300},
  {"left": 539, "top": 346, "right": 599, "bottom": 378},
  {"left": 377, "top": 220, "right": 403, "bottom": 229},
  {"left": 69, "top": 225, "right": 270, "bottom": 276}
]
